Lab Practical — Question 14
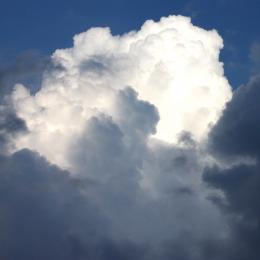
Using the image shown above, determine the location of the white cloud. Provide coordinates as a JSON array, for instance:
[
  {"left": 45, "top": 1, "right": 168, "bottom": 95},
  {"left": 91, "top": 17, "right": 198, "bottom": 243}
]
[{"left": 10, "top": 15, "right": 232, "bottom": 169}]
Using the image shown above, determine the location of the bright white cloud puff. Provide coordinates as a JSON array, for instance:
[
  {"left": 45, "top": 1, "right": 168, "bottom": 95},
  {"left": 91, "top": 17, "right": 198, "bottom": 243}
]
[{"left": 10, "top": 15, "right": 232, "bottom": 169}]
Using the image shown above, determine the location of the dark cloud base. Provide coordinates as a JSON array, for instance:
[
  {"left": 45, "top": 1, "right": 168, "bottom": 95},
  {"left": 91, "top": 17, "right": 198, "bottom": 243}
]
[
  {"left": 0, "top": 149, "right": 149, "bottom": 260},
  {"left": 0, "top": 149, "right": 220, "bottom": 260}
]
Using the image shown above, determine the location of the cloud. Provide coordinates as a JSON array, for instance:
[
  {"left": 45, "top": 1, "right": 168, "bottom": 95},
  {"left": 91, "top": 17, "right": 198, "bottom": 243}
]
[
  {"left": 208, "top": 75, "right": 260, "bottom": 160},
  {"left": 1, "top": 14, "right": 250, "bottom": 260},
  {"left": 0, "top": 50, "right": 50, "bottom": 98},
  {"left": 0, "top": 149, "right": 99, "bottom": 259},
  {"left": 204, "top": 75, "right": 260, "bottom": 259},
  {"left": 9, "top": 15, "right": 231, "bottom": 168},
  {"left": 0, "top": 105, "right": 227, "bottom": 260},
  {"left": 0, "top": 106, "right": 27, "bottom": 154},
  {"left": 0, "top": 149, "right": 152, "bottom": 260},
  {"left": 0, "top": 144, "right": 227, "bottom": 260}
]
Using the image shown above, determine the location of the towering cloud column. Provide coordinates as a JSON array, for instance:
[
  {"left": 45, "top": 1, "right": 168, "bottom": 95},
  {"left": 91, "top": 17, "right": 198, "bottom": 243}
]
[{"left": 10, "top": 15, "right": 232, "bottom": 169}]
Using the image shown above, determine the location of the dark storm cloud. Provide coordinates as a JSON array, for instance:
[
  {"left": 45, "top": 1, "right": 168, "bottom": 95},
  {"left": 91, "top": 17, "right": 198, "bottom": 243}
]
[
  {"left": 204, "top": 74, "right": 260, "bottom": 260},
  {"left": 208, "top": 75, "right": 260, "bottom": 160},
  {"left": 204, "top": 163, "right": 260, "bottom": 260},
  {"left": 0, "top": 149, "right": 93, "bottom": 260},
  {"left": 0, "top": 149, "right": 154, "bottom": 260}
]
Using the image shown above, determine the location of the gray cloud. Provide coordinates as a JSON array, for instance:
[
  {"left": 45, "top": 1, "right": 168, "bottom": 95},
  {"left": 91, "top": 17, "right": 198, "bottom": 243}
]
[
  {"left": 0, "top": 149, "right": 158, "bottom": 260},
  {"left": 0, "top": 50, "right": 50, "bottom": 97},
  {"left": 0, "top": 149, "right": 106, "bottom": 260},
  {"left": 204, "top": 74, "right": 260, "bottom": 260},
  {"left": 208, "top": 75, "right": 260, "bottom": 160},
  {"left": 2, "top": 15, "right": 260, "bottom": 260},
  {"left": 0, "top": 107, "right": 27, "bottom": 154}
]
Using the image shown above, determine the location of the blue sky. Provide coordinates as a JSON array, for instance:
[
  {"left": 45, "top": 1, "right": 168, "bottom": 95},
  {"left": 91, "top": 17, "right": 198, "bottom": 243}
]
[{"left": 0, "top": 0, "right": 259, "bottom": 87}]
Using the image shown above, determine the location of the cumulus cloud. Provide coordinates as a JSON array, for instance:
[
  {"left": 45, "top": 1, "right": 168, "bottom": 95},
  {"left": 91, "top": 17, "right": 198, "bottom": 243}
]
[
  {"left": 10, "top": 15, "right": 231, "bottom": 168},
  {"left": 3, "top": 14, "right": 255, "bottom": 260}
]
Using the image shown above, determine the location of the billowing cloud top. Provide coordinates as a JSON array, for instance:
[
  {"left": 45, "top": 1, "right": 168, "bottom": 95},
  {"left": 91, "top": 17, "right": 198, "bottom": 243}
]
[{"left": 10, "top": 15, "right": 231, "bottom": 169}]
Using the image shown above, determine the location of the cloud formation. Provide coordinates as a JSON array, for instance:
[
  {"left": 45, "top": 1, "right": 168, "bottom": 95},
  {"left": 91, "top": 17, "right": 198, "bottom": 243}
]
[
  {"left": 2, "top": 14, "right": 259, "bottom": 260},
  {"left": 204, "top": 75, "right": 260, "bottom": 260},
  {"left": 10, "top": 15, "right": 231, "bottom": 168}
]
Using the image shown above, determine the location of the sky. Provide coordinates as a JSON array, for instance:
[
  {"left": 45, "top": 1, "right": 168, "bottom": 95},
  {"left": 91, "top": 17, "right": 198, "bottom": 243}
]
[
  {"left": 0, "top": 1, "right": 260, "bottom": 260},
  {"left": 0, "top": 0, "right": 259, "bottom": 87}
]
